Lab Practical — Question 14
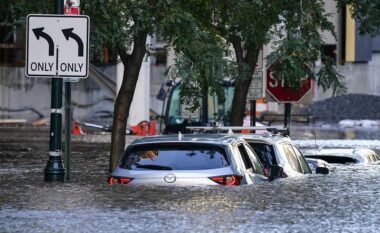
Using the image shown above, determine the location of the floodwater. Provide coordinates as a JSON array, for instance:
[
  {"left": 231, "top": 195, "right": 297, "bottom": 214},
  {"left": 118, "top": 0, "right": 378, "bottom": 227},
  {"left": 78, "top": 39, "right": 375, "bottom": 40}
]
[{"left": 1, "top": 127, "right": 380, "bottom": 232}]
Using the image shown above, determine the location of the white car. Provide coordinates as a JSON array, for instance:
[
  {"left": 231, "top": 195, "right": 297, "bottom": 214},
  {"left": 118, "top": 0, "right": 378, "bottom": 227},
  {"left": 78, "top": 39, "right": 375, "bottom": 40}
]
[
  {"left": 306, "top": 158, "right": 334, "bottom": 173},
  {"left": 302, "top": 148, "right": 380, "bottom": 165},
  {"left": 186, "top": 126, "right": 329, "bottom": 178},
  {"left": 241, "top": 133, "right": 313, "bottom": 177}
]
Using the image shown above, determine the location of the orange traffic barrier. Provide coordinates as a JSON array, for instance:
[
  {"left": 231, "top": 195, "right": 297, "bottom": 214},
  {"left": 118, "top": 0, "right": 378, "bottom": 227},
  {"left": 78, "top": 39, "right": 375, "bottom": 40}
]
[
  {"left": 149, "top": 120, "right": 157, "bottom": 135},
  {"left": 72, "top": 122, "right": 86, "bottom": 135},
  {"left": 131, "top": 120, "right": 157, "bottom": 136}
]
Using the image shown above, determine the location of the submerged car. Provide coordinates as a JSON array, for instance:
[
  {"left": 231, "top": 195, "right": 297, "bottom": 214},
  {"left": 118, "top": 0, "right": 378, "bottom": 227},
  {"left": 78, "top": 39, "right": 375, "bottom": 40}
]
[
  {"left": 241, "top": 133, "right": 313, "bottom": 177},
  {"left": 306, "top": 158, "right": 334, "bottom": 174},
  {"left": 108, "top": 134, "right": 280, "bottom": 186},
  {"left": 186, "top": 126, "right": 328, "bottom": 177},
  {"left": 302, "top": 148, "right": 380, "bottom": 165}
]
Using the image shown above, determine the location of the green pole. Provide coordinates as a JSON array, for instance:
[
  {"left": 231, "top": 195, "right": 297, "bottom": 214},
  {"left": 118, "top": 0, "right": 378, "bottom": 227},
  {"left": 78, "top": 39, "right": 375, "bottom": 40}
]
[
  {"left": 64, "top": 81, "right": 71, "bottom": 180},
  {"left": 44, "top": 0, "right": 65, "bottom": 181}
]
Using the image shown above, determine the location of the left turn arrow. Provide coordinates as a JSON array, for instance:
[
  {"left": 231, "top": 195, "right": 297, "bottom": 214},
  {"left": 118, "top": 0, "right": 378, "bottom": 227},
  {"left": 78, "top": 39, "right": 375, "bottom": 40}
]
[
  {"left": 62, "top": 28, "right": 84, "bottom": 57},
  {"left": 32, "top": 27, "right": 54, "bottom": 56}
]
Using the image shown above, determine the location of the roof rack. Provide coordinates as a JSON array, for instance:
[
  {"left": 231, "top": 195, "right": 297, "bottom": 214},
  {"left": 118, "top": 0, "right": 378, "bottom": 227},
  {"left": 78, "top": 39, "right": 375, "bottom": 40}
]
[{"left": 186, "top": 126, "right": 290, "bottom": 136}]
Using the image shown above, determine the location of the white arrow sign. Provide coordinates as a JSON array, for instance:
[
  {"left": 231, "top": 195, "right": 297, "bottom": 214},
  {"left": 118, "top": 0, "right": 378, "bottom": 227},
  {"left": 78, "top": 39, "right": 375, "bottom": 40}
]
[{"left": 26, "top": 14, "right": 90, "bottom": 78}]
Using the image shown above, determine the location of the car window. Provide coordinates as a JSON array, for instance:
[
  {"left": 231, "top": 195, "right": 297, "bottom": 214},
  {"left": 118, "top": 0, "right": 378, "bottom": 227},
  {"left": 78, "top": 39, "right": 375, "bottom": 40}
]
[
  {"left": 238, "top": 144, "right": 254, "bottom": 171},
  {"left": 248, "top": 142, "right": 277, "bottom": 169},
  {"left": 120, "top": 144, "right": 229, "bottom": 170},
  {"left": 293, "top": 146, "right": 312, "bottom": 174},
  {"left": 244, "top": 144, "right": 265, "bottom": 176},
  {"left": 282, "top": 144, "right": 303, "bottom": 173}
]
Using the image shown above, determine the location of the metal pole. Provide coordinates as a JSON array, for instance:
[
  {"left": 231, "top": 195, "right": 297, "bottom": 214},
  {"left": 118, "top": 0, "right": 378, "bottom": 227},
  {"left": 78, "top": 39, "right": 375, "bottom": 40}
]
[
  {"left": 284, "top": 103, "right": 291, "bottom": 130},
  {"left": 44, "top": 0, "right": 65, "bottom": 182},
  {"left": 250, "top": 100, "right": 256, "bottom": 133},
  {"left": 64, "top": 81, "right": 71, "bottom": 180}
]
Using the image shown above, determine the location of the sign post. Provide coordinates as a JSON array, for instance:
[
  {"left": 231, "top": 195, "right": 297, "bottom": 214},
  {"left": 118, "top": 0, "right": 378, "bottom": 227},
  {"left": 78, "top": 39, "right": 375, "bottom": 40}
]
[
  {"left": 247, "top": 48, "right": 265, "bottom": 130},
  {"left": 63, "top": 0, "right": 81, "bottom": 181},
  {"left": 25, "top": 2, "right": 89, "bottom": 181},
  {"left": 46, "top": 0, "right": 64, "bottom": 182}
]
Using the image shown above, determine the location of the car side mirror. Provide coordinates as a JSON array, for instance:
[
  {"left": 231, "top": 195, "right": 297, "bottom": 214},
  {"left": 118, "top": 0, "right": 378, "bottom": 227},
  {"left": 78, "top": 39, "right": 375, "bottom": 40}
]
[
  {"left": 316, "top": 166, "right": 329, "bottom": 174},
  {"left": 268, "top": 165, "right": 284, "bottom": 181}
]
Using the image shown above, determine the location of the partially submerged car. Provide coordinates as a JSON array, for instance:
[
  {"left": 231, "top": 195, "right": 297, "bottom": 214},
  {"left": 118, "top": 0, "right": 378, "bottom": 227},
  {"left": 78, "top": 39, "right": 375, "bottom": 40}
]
[
  {"left": 241, "top": 133, "right": 314, "bottom": 177},
  {"left": 108, "top": 133, "right": 281, "bottom": 186},
  {"left": 186, "top": 126, "right": 329, "bottom": 177},
  {"left": 306, "top": 158, "right": 334, "bottom": 174},
  {"left": 302, "top": 148, "right": 380, "bottom": 165}
]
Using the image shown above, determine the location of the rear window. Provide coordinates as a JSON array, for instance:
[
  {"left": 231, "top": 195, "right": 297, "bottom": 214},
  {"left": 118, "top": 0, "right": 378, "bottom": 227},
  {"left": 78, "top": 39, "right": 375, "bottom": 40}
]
[
  {"left": 305, "top": 155, "right": 357, "bottom": 164},
  {"left": 119, "top": 144, "right": 229, "bottom": 170}
]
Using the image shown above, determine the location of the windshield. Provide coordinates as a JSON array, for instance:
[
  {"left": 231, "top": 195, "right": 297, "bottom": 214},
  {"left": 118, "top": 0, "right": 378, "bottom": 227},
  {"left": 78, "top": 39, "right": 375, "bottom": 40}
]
[
  {"left": 120, "top": 144, "right": 229, "bottom": 170},
  {"left": 165, "top": 84, "right": 234, "bottom": 125}
]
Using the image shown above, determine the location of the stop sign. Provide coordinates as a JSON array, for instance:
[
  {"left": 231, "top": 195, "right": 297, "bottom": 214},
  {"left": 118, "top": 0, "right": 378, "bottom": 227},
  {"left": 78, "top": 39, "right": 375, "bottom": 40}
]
[{"left": 266, "top": 64, "right": 312, "bottom": 103}]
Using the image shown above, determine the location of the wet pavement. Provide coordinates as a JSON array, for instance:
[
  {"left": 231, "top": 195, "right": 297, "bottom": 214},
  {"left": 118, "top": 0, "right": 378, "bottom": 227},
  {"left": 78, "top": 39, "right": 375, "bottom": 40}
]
[{"left": 1, "top": 126, "right": 380, "bottom": 232}]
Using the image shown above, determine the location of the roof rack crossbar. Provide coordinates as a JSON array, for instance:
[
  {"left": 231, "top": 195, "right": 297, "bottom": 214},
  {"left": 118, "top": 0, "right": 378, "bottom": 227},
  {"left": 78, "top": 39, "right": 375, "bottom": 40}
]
[{"left": 186, "top": 126, "right": 290, "bottom": 136}]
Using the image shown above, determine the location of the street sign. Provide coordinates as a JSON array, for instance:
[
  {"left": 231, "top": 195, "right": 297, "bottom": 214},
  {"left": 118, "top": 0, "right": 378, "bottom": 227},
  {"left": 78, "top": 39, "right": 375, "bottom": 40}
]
[
  {"left": 247, "top": 71, "right": 264, "bottom": 100},
  {"left": 26, "top": 14, "right": 89, "bottom": 78},
  {"left": 64, "top": 6, "right": 80, "bottom": 15},
  {"left": 266, "top": 63, "right": 312, "bottom": 103}
]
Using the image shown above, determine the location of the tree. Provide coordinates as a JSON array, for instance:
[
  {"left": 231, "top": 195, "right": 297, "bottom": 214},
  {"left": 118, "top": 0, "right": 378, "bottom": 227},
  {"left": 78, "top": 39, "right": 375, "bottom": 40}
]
[
  {"left": 174, "top": 0, "right": 347, "bottom": 126},
  {"left": 81, "top": 0, "right": 223, "bottom": 171}
]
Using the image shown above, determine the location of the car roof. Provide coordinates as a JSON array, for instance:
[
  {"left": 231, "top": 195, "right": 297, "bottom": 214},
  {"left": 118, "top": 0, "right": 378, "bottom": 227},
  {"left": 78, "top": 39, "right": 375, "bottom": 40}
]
[
  {"left": 237, "top": 133, "right": 292, "bottom": 145},
  {"left": 131, "top": 133, "right": 246, "bottom": 146},
  {"left": 302, "top": 148, "right": 376, "bottom": 159}
]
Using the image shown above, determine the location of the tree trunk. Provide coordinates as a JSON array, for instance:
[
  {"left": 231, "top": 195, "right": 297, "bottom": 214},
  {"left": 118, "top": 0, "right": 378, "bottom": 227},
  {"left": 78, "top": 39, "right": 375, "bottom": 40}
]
[
  {"left": 109, "top": 33, "right": 147, "bottom": 172},
  {"left": 230, "top": 40, "right": 260, "bottom": 126}
]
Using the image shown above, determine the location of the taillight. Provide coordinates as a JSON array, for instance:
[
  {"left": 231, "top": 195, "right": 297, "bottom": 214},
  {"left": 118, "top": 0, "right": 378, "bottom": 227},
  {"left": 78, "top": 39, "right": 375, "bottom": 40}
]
[
  {"left": 209, "top": 175, "right": 243, "bottom": 186},
  {"left": 107, "top": 176, "right": 133, "bottom": 185}
]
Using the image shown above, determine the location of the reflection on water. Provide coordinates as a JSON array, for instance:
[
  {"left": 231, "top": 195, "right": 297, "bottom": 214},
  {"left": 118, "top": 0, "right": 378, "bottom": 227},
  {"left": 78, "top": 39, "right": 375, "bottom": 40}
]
[{"left": 1, "top": 133, "right": 380, "bottom": 232}]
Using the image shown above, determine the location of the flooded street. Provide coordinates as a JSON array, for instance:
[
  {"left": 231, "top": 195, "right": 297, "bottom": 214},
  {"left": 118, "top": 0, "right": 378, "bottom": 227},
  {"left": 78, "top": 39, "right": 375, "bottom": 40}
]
[{"left": 1, "top": 127, "right": 380, "bottom": 232}]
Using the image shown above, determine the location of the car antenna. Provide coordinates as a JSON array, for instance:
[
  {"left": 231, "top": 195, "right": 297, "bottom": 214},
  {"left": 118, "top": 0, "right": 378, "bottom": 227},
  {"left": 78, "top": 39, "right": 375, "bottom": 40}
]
[{"left": 313, "top": 128, "right": 319, "bottom": 164}]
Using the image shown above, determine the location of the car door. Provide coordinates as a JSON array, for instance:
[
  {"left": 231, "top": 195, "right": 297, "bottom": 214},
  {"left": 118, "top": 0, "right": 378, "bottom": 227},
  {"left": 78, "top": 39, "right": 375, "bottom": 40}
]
[
  {"left": 236, "top": 143, "right": 267, "bottom": 184},
  {"left": 244, "top": 144, "right": 267, "bottom": 181}
]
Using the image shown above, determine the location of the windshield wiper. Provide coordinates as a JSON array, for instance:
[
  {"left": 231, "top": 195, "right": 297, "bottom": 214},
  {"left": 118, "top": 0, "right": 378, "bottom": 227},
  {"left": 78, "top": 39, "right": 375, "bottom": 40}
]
[{"left": 135, "top": 164, "right": 173, "bottom": 170}]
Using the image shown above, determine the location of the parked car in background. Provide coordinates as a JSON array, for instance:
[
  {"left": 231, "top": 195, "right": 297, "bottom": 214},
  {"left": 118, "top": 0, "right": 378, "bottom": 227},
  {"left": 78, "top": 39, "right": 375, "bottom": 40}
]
[
  {"left": 108, "top": 133, "right": 280, "bottom": 186},
  {"left": 302, "top": 148, "right": 380, "bottom": 165},
  {"left": 306, "top": 158, "right": 334, "bottom": 174}
]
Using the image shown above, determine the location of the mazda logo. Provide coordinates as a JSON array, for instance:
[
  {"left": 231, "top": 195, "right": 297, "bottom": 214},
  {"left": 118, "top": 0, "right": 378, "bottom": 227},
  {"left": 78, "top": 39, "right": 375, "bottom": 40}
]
[{"left": 164, "top": 173, "right": 176, "bottom": 183}]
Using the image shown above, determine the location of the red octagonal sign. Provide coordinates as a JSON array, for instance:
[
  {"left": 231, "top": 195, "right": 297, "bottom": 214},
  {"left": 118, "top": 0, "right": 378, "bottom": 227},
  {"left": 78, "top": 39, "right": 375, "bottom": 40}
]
[{"left": 266, "top": 64, "right": 312, "bottom": 103}]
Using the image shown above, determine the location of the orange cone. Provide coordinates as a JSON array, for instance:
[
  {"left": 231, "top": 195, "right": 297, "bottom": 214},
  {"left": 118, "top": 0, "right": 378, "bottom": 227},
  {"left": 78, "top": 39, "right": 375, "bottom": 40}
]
[{"left": 72, "top": 122, "right": 86, "bottom": 135}]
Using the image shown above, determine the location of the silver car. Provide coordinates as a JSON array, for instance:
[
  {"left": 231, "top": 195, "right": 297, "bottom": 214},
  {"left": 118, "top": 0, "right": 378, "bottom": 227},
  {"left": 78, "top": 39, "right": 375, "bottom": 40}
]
[
  {"left": 302, "top": 148, "right": 380, "bottom": 165},
  {"left": 108, "top": 134, "right": 272, "bottom": 186}
]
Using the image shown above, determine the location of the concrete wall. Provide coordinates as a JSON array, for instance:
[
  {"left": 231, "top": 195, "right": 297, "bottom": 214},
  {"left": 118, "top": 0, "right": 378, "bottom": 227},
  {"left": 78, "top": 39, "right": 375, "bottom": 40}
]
[
  {"left": 0, "top": 66, "right": 115, "bottom": 123},
  {"left": 314, "top": 53, "right": 380, "bottom": 101}
]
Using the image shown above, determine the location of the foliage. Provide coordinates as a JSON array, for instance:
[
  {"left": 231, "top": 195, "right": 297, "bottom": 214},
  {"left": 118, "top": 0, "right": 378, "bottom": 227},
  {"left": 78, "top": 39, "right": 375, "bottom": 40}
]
[
  {"left": 267, "top": 0, "right": 347, "bottom": 95},
  {"left": 0, "top": 1, "right": 53, "bottom": 42},
  {"left": 338, "top": 0, "right": 380, "bottom": 36}
]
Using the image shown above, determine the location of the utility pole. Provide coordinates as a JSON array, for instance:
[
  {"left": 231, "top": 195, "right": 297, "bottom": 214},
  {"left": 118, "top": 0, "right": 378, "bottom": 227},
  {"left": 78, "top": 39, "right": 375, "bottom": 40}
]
[{"left": 44, "top": 0, "right": 65, "bottom": 181}]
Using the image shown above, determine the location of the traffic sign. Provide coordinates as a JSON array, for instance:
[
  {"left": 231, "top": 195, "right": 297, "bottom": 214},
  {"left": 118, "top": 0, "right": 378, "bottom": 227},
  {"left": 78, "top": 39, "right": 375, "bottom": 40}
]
[
  {"left": 26, "top": 14, "right": 89, "bottom": 78},
  {"left": 266, "top": 63, "right": 312, "bottom": 103}
]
